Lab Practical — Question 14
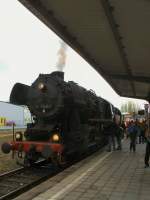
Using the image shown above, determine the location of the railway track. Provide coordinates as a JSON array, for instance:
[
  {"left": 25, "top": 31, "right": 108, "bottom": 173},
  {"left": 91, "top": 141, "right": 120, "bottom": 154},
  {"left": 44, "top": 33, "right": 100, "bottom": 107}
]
[
  {"left": 0, "top": 163, "right": 60, "bottom": 200},
  {"left": 0, "top": 144, "right": 106, "bottom": 200}
]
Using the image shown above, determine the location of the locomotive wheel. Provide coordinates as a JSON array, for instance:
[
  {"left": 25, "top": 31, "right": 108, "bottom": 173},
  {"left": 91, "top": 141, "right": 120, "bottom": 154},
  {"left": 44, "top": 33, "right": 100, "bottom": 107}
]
[
  {"left": 24, "top": 156, "right": 34, "bottom": 167},
  {"left": 51, "top": 153, "right": 67, "bottom": 168},
  {"left": 24, "top": 153, "right": 38, "bottom": 167},
  {"left": 57, "top": 153, "right": 67, "bottom": 167}
]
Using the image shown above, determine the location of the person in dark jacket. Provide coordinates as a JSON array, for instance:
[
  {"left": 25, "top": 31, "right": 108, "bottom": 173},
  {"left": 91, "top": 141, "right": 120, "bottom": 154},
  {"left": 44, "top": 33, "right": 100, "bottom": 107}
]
[
  {"left": 121, "top": 121, "right": 126, "bottom": 139},
  {"left": 127, "top": 120, "right": 138, "bottom": 152},
  {"left": 144, "top": 126, "right": 150, "bottom": 168},
  {"left": 116, "top": 126, "right": 123, "bottom": 150},
  {"left": 105, "top": 122, "right": 117, "bottom": 152},
  {"left": 139, "top": 120, "right": 146, "bottom": 144}
]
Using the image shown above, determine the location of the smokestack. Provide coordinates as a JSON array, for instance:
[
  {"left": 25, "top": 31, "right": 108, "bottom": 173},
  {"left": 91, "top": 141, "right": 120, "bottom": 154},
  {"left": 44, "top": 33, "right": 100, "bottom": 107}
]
[
  {"left": 56, "top": 40, "right": 67, "bottom": 71},
  {"left": 51, "top": 71, "right": 64, "bottom": 81}
]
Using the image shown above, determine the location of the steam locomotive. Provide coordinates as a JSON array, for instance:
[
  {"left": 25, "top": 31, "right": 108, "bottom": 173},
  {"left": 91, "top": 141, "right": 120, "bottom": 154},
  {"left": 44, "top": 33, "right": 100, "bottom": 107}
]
[{"left": 1, "top": 71, "right": 121, "bottom": 166}]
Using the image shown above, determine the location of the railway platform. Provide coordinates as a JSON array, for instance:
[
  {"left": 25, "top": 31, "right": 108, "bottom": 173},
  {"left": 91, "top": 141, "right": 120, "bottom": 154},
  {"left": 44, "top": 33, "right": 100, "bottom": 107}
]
[{"left": 14, "top": 139, "right": 150, "bottom": 200}]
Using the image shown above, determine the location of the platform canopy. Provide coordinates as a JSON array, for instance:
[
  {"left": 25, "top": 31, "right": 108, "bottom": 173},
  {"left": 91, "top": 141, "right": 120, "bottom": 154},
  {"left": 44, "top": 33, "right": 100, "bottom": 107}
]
[{"left": 19, "top": 0, "right": 150, "bottom": 101}]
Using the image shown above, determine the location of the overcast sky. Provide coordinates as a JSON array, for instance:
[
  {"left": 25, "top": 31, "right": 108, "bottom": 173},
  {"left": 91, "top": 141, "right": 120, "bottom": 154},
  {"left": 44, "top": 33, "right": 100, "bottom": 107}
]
[{"left": 0, "top": 0, "right": 147, "bottom": 109}]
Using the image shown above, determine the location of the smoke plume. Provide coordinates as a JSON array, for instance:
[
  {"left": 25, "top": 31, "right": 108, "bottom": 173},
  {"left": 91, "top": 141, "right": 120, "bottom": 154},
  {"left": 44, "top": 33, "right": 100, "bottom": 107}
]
[{"left": 56, "top": 40, "right": 67, "bottom": 71}]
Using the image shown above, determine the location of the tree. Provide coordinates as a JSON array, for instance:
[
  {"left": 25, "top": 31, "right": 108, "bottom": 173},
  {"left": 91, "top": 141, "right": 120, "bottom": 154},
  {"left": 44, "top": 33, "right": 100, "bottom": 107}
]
[{"left": 121, "top": 101, "right": 141, "bottom": 114}]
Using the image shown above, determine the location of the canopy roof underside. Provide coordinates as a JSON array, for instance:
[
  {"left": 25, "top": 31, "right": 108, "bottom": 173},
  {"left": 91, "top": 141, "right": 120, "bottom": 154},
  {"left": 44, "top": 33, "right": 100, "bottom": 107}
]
[{"left": 19, "top": 0, "right": 150, "bottom": 101}]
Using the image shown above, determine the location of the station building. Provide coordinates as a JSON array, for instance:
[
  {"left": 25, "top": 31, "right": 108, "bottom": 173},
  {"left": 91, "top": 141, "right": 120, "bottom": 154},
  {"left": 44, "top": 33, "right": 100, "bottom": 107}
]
[{"left": 0, "top": 101, "right": 31, "bottom": 127}]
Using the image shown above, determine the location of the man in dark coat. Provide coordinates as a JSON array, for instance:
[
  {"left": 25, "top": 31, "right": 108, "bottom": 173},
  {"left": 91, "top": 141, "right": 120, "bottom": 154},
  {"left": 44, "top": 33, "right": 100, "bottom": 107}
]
[
  {"left": 105, "top": 122, "right": 117, "bottom": 152},
  {"left": 127, "top": 121, "right": 138, "bottom": 152},
  {"left": 144, "top": 126, "right": 150, "bottom": 168},
  {"left": 116, "top": 126, "right": 123, "bottom": 150}
]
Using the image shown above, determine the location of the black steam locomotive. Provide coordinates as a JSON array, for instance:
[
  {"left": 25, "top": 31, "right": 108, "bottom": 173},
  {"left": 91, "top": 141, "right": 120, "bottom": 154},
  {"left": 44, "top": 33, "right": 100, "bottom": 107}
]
[{"left": 2, "top": 71, "right": 121, "bottom": 165}]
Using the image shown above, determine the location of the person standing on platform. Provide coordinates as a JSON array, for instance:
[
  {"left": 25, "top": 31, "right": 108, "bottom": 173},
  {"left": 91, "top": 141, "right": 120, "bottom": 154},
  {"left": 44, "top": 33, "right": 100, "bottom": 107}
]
[
  {"left": 127, "top": 120, "right": 138, "bottom": 152},
  {"left": 121, "top": 120, "right": 126, "bottom": 139},
  {"left": 139, "top": 120, "right": 146, "bottom": 144},
  {"left": 135, "top": 118, "right": 140, "bottom": 144},
  {"left": 144, "top": 124, "right": 150, "bottom": 168},
  {"left": 116, "top": 126, "right": 123, "bottom": 150},
  {"left": 105, "top": 121, "right": 117, "bottom": 152}
]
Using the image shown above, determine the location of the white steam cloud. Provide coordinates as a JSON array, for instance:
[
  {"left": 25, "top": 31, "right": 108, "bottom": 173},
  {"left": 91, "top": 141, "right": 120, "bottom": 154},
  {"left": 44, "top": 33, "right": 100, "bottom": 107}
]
[{"left": 56, "top": 40, "right": 67, "bottom": 71}]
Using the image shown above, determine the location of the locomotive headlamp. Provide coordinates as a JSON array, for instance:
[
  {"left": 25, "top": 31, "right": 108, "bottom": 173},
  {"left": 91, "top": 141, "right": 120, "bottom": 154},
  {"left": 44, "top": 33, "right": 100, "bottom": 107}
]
[
  {"left": 38, "top": 83, "right": 47, "bottom": 92},
  {"left": 38, "top": 83, "right": 45, "bottom": 90},
  {"left": 15, "top": 132, "right": 23, "bottom": 141},
  {"left": 52, "top": 134, "right": 60, "bottom": 142}
]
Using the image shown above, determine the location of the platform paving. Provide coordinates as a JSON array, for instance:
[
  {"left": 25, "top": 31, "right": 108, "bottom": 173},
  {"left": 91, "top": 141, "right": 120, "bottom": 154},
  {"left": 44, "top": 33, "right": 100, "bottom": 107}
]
[{"left": 15, "top": 139, "right": 150, "bottom": 200}]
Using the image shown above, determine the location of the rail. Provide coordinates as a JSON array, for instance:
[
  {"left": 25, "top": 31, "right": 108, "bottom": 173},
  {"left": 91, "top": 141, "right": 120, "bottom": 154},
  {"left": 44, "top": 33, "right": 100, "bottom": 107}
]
[
  {"left": 0, "top": 126, "right": 26, "bottom": 131},
  {"left": 0, "top": 141, "right": 106, "bottom": 199},
  {"left": 0, "top": 162, "right": 60, "bottom": 200}
]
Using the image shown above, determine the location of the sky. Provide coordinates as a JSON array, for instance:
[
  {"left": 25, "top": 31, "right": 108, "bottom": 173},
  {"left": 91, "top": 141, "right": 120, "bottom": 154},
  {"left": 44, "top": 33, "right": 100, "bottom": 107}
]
[{"left": 0, "top": 0, "right": 147, "bottom": 109}]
